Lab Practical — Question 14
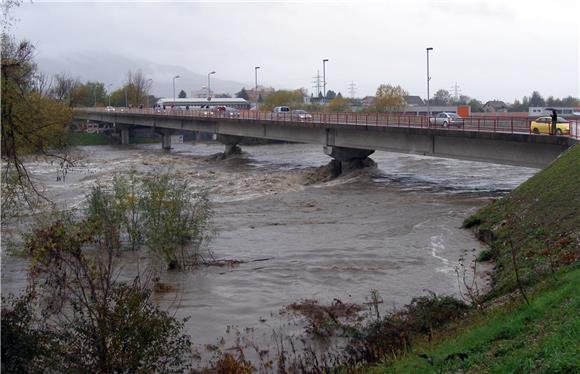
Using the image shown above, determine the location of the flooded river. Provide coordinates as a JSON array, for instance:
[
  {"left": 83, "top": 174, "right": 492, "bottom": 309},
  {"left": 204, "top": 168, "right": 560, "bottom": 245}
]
[{"left": 1, "top": 142, "right": 537, "bottom": 358}]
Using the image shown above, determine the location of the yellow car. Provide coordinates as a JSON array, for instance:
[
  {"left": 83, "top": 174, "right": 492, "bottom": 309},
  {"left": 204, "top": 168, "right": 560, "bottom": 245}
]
[{"left": 530, "top": 116, "right": 570, "bottom": 135}]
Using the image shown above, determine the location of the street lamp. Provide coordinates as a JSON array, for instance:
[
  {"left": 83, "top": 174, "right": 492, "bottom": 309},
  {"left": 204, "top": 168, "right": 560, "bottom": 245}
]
[
  {"left": 254, "top": 66, "right": 260, "bottom": 110},
  {"left": 172, "top": 75, "right": 180, "bottom": 107},
  {"left": 322, "top": 59, "right": 329, "bottom": 104},
  {"left": 426, "top": 47, "right": 433, "bottom": 119},
  {"left": 107, "top": 84, "right": 112, "bottom": 106},
  {"left": 207, "top": 71, "right": 216, "bottom": 100},
  {"left": 146, "top": 78, "right": 153, "bottom": 108}
]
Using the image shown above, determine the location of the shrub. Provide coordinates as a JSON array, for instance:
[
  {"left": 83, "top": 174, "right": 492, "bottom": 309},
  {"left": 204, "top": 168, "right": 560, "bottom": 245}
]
[
  {"left": 1, "top": 294, "right": 54, "bottom": 374},
  {"left": 25, "top": 212, "right": 193, "bottom": 373},
  {"left": 477, "top": 249, "right": 493, "bottom": 262},
  {"left": 404, "top": 292, "right": 469, "bottom": 337},
  {"left": 345, "top": 313, "right": 412, "bottom": 365}
]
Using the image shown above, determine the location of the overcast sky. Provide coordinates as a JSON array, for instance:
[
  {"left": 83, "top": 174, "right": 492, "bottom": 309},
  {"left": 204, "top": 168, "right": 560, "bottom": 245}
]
[{"left": 11, "top": 0, "right": 580, "bottom": 101}]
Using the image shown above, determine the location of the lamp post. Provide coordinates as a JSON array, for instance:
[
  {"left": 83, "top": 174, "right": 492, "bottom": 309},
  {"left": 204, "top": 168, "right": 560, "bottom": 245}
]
[
  {"left": 146, "top": 78, "right": 153, "bottom": 108},
  {"left": 254, "top": 66, "right": 260, "bottom": 110},
  {"left": 107, "top": 84, "right": 112, "bottom": 106},
  {"left": 207, "top": 71, "right": 216, "bottom": 100},
  {"left": 172, "top": 75, "right": 180, "bottom": 108},
  {"left": 93, "top": 85, "right": 97, "bottom": 108},
  {"left": 426, "top": 47, "right": 433, "bottom": 119},
  {"left": 322, "top": 58, "right": 329, "bottom": 104}
]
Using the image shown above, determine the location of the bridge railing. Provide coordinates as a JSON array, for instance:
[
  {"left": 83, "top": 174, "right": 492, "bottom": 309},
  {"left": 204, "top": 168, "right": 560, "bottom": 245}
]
[{"left": 78, "top": 108, "right": 580, "bottom": 140}]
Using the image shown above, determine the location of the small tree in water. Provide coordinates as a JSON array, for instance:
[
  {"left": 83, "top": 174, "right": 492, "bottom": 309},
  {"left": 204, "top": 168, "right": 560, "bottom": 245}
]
[
  {"left": 140, "top": 174, "right": 214, "bottom": 270},
  {"left": 85, "top": 173, "right": 214, "bottom": 270}
]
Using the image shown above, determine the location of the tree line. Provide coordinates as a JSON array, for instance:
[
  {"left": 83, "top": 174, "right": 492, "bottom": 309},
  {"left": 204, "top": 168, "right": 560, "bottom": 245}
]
[{"left": 50, "top": 70, "right": 156, "bottom": 108}]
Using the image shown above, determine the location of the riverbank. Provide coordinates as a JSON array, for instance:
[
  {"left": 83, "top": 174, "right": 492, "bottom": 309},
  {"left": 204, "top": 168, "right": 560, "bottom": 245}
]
[{"left": 373, "top": 144, "right": 579, "bottom": 372}]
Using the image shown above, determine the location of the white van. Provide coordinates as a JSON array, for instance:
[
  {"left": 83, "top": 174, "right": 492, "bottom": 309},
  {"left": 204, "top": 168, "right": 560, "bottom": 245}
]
[{"left": 273, "top": 106, "right": 291, "bottom": 113}]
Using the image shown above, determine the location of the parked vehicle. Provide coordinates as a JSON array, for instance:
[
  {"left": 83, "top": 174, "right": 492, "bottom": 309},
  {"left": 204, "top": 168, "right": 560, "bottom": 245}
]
[
  {"left": 530, "top": 116, "right": 570, "bottom": 135},
  {"left": 429, "top": 112, "right": 464, "bottom": 128},
  {"left": 292, "top": 109, "right": 312, "bottom": 121}
]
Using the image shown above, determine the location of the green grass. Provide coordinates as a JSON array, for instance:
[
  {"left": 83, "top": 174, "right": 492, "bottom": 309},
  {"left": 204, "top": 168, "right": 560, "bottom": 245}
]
[
  {"left": 132, "top": 137, "right": 160, "bottom": 144},
  {"left": 67, "top": 132, "right": 160, "bottom": 146},
  {"left": 67, "top": 132, "right": 110, "bottom": 146},
  {"left": 377, "top": 267, "right": 580, "bottom": 373},
  {"left": 465, "top": 145, "right": 580, "bottom": 296}
]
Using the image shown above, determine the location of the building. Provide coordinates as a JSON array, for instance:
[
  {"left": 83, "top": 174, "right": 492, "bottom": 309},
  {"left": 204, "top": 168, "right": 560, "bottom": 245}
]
[
  {"left": 245, "top": 86, "right": 275, "bottom": 102},
  {"left": 483, "top": 100, "right": 509, "bottom": 113},
  {"left": 404, "top": 95, "right": 424, "bottom": 107},
  {"left": 157, "top": 97, "right": 250, "bottom": 109},
  {"left": 528, "top": 107, "right": 580, "bottom": 117},
  {"left": 402, "top": 105, "right": 460, "bottom": 115}
]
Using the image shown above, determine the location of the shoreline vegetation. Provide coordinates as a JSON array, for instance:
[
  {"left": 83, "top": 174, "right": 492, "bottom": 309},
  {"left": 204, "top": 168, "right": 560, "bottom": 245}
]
[{"left": 66, "top": 131, "right": 160, "bottom": 146}]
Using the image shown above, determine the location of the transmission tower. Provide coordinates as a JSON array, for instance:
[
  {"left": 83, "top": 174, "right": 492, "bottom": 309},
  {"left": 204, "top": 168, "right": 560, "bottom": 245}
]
[
  {"left": 311, "top": 70, "right": 322, "bottom": 97},
  {"left": 450, "top": 82, "right": 461, "bottom": 102},
  {"left": 348, "top": 81, "right": 357, "bottom": 98}
]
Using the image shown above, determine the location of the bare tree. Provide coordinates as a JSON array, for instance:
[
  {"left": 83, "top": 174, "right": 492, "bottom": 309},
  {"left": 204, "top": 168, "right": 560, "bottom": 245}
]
[
  {"left": 124, "top": 69, "right": 152, "bottom": 106},
  {"left": 31, "top": 70, "right": 52, "bottom": 96},
  {"left": 50, "top": 73, "right": 79, "bottom": 103}
]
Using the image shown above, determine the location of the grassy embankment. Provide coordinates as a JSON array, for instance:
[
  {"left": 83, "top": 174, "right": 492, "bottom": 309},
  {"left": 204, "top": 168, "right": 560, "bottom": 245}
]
[
  {"left": 67, "top": 132, "right": 160, "bottom": 146},
  {"left": 374, "top": 144, "right": 580, "bottom": 373}
]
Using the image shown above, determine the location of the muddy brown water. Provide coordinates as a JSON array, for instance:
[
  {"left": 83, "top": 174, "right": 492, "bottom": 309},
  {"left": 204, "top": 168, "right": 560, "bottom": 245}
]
[{"left": 1, "top": 142, "right": 537, "bottom": 362}]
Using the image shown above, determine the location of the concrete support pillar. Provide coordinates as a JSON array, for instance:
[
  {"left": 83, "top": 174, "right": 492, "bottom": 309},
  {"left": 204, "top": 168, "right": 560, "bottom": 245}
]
[
  {"left": 121, "top": 128, "right": 130, "bottom": 145},
  {"left": 217, "top": 134, "right": 243, "bottom": 156},
  {"left": 323, "top": 146, "right": 376, "bottom": 174},
  {"left": 162, "top": 134, "right": 172, "bottom": 150},
  {"left": 154, "top": 128, "right": 175, "bottom": 150}
]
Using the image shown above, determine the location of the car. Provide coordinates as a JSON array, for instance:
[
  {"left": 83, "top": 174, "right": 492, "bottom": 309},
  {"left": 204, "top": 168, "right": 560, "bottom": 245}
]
[
  {"left": 429, "top": 112, "right": 464, "bottom": 128},
  {"left": 105, "top": 106, "right": 115, "bottom": 112},
  {"left": 209, "top": 106, "right": 240, "bottom": 117},
  {"left": 530, "top": 116, "right": 570, "bottom": 135},
  {"left": 292, "top": 109, "right": 312, "bottom": 121},
  {"left": 221, "top": 106, "right": 240, "bottom": 117},
  {"left": 273, "top": 106, "right": 291, "bottom": 113}
]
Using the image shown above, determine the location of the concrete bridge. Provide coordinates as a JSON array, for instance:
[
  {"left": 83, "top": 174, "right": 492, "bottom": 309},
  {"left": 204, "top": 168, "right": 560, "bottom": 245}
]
[{"left": 74, "top": 108, "right": 578, "bottom": 169}]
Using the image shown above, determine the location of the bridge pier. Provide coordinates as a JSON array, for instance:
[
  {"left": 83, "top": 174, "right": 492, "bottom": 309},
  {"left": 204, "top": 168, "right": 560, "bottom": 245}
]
[
  {"left": 323, "top": 146, "right": 376, "bottom": 174},
  {"left": 217, "top": 134, "right": 243, "bottom": 156},
  {"left": 116, "top": 124, "right": 131, "bottom": 145},
  {"left": 154, "top": 129, "right": 175, "bottom": 150}
]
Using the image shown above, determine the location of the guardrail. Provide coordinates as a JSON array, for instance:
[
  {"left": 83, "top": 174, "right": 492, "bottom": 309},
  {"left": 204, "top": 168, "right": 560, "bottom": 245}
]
[{"left": 77, "top": 108, "right": 580, "bottom": 140}]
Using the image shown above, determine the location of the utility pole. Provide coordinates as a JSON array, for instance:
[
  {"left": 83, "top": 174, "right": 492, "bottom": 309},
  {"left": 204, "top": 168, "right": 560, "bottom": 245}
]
[
  {"left": 254, "top": 66, "right": 260, "bottom": 110},
  {"left": 348, "top": 81, "right": 357, "bottom": 98},
  {"left": 322, "top": 58, "right": 329, "bottom": 104},
  {"left": 426, "top": 47, "right": 433, "bottom": 118},
  {"left": 207, "top": 71, "right": 216, "bottom": 100}
]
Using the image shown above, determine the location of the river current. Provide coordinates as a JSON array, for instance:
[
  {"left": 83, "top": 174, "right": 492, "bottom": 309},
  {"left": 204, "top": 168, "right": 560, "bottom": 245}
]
[{"left": 1, "top": 142, "right": 537, "bottom": 360}]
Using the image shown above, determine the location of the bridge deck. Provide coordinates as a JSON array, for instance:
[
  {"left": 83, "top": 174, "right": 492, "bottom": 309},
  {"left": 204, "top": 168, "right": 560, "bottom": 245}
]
[{"left": 74, "top": 108, "right": 578, "bottom": 168}]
